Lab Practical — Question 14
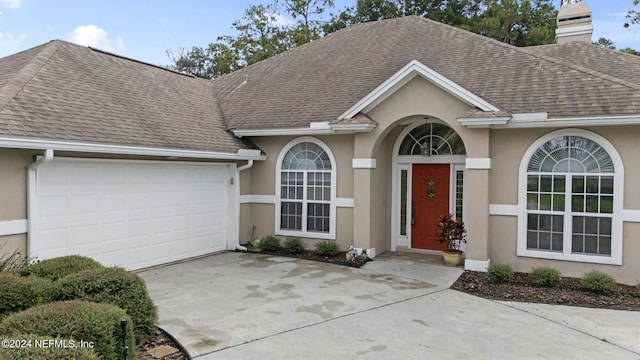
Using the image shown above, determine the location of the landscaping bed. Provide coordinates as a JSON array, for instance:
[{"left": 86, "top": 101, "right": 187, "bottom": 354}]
[
  {"left": 452, "top": 271, "right": 640, "bottom": 311},
  {"left": 138, "top": 328, "right": 188, "bottom": 360},
  {"left": 241, "top": 248, "right": 370, "bottom": 268}
]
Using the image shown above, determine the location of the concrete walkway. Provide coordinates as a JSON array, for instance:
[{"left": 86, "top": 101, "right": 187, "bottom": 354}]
[{"left": 139, "top": 252, "right": 640, "bottom": 360}]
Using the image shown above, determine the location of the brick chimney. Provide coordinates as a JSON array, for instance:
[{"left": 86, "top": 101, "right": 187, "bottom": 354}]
[{"left": 556, "top": 1, "right": 593, "bottom": 44}]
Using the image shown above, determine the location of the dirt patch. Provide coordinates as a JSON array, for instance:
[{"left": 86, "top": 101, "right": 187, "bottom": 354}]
[
  {"left": 138, "top": 328, "right": 189, "bottom": 360},
  {"left": 452, "top": 271, "right": 640, "bottom": 311}
]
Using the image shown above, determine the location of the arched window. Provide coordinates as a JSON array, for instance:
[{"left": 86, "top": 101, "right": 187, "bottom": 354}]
[
  {"left": 522, "top": 133, "right": 621, "bottom": 263},
  {"left": 398, "top": 123, "right": 466, "bottom": 156},
  {"left": 276, "top": 139, "right": 335, "bottom": 238}
]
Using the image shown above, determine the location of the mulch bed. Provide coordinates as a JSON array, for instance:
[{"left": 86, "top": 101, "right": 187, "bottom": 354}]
[
  {"left": 138, "top": 328, "right": 189, "bottom": 360},
  {"left": 240, "top": 248, "right": 371, "bottom": 268},
  {"left": 452, "top": 271, "right": 640, "bottom": 311}
]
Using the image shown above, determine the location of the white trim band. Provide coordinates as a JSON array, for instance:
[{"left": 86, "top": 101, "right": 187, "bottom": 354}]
[
  {"left": 0, "top": 219, "right": 28, "bottom": 236},
  {"left": 239, "top": 195, "right": 276, "bottom": 204},
  {"left": 622, "top": 209, "right": 640, "bottom": 222},
  {"left": 465, "top": 259, "right": 490, "bottom": 272},
  {"left": 465, "top": 158, "right": 491, "bottom": 170},
  {"left": 352, "top": 158, "right": 377, "bottom": 169},
  {"left": 335, "top": 198, "right": 354, "bottom": 208},
  {"left": 489, "top": 204, "right": 519, "bottom": 216}
]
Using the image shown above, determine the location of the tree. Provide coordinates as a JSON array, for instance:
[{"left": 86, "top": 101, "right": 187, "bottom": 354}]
[
  {"left": 594, "top": 37, "right": 616, "bottom": 50},
  {"left": 625, "top": 0, "right": 639, "bottom": 28},
  {"left": 277, "top": 0, "right": 334, "bottom": 45}
]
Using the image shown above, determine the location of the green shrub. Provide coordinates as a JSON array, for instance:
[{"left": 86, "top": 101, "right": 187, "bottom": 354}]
[
  {"left": 314, "top": 241, "right": 340, "bottom": 257},
  {"left": 487, "top": 264, "right": 514, "bottom": 284},
  {"left": 250, "top": 236, "right": 263, "bottom": 249},
  {"left": 284, "top": 237, "right": 305, "bottom": 254},
  {"left": 530, "top": 267, "right": 562, "bottom": 287},
  {"left": 20, "top": 255, "right": 103, "bottom": 281},
  {"left": 261, "top": 235, "right": 281, "bottom": 251},
  {"left": 581, "top": 270, "right": 617, "bottom": 295},
  {"left": 2, "top": 334, "right": 99, "bottom": 359},
  {"left": 0, "top": 300, "right": 137, "bottom": 360},
  {"left": 0, "top": 273, "right": 59, "bottom": 315},
  {"left": 0, "top": 248, "right": 28, "bottom": 273},
  {"left": 57, "top": 267, "right": 157, "bottom": 342}
]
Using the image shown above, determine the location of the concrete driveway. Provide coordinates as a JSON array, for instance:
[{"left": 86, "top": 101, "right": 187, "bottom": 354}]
[{"left": 139, "top": 252, "right": 640, "bottom": 359}]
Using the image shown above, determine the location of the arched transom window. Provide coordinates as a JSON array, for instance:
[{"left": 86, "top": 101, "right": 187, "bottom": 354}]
[
  {"left": 278, "top": 140, "right": 334, "bottom": 237},
  {"left": 398, "top": 123, "right": 466, "bottom": 156},
  {"left": 526, "top": 135, "right": 615, "bottom": 257}
]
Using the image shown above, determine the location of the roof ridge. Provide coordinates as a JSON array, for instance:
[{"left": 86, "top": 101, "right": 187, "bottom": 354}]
[{"left": 0, "top": 40, "right": 63, "bottom": 111}]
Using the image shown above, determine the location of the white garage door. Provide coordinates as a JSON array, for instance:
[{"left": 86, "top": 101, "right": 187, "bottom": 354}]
[{"left": 32, "top": 158, "right": 232, "bottom": 270}]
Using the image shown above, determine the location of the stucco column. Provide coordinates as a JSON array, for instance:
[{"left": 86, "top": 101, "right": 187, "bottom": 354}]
[
  {"left": 352, "top": 168, "right": 372, "bottom": 249},
  {"left": 465, "top": 168, "right": 490, "bottom": 266}
]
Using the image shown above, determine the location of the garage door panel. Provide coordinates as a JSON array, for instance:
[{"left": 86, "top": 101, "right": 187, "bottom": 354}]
[{"left": 35, "top": 160, "right": 231, "bottom": 270}]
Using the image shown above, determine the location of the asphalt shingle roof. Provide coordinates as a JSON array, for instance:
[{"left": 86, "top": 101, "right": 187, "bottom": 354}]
[
  {"left": 0, "top": 40, "right": 253, "bottom": 153},
  {"left": 214, "top": 16, "right": 640, "bottom": 130},
  {"left": 1, "top": 16, "right": 639, "bottom": 153}
]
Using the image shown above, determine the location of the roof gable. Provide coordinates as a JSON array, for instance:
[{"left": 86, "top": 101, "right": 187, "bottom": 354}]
[{"left": 338, "top": 59, "right": 499, "bottom": 120}]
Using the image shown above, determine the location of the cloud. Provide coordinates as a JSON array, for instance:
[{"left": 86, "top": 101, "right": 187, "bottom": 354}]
[
  {"left": 0, "top": 32, "right": 25, "bottom": 43},
  {"left": 0, "top": 0, "right": 22, "bottom": 9},
  {"left": 70, "top": 25, "right": 125, "bottom": 53},
  {"left": 262, "top": 12, "right": 293, "bottom": 27}
]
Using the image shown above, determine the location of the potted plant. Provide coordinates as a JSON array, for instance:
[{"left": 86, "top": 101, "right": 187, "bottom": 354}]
[
  {"left": 436, "top": 213, "right": 466, "bottom": 266},
  {"left": 248, "top": 236, "right": 263, "bottom": 253}
]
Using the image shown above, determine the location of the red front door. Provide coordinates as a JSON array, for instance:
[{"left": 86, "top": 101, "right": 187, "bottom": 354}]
[{"left": 411, "top": 164, "right": 450, "bottom": 250}]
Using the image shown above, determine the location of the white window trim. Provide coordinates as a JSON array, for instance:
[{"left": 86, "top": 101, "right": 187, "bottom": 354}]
[
  {"left": 517, "top": 129, "right": 624, "bottom": 265},
  {"left": 275, "top": 137, "right": 337, "bottom": 240}
]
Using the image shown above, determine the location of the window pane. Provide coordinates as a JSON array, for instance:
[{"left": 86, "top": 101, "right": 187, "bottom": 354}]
[
  {"left": 584, "top": 217, "right": 597, "bottom": 234},
  {"left": 572, "top": 195, "right": 584, "bottom": 212},
  {"left": 540, "top": 176, "right": 552, "bottom": 192},
  {"left": 585, "top": 195, "right": 599, "bottom": 213},
  {"left": 455, "top": 170, "right": 464, "bottom": 220},
  {"left": 601, "top": 177, "right": 614, "bottom": 194},
  {"left": 599, "top": 237, "right": 612, "bottom": 255},
  {"left": 540, "top": 215, "right": 551, "bottom": 231},
  {"left": 527, "top": 193, "right": 538, "bottom": 210},
  {"left": 552, "top": 215, "right": 564, "bottom": 232},
  {"left": 600, "top": 196, "right": 613, "bottom": 213},
  {"left": 400, "top": 170, "right": 408, "bottom": 236},
  {"left": 572, "top": 234, "right": 583, "bottom": 253},
  {"left": 539, "top": 232, "right": 551, "bottom": 250},
  {"left": 584, "top": 236, "right": 598, "bottom": 253},
  {"left": 553, "top": 176, "right": 565, "bottom": 192},
  {"left": 572, "top": 177, "right": 584, "bottom": 193},
  {"left": 527, "top": 214, "right": 538, "bottom": 230},
  {"left": 599, "top": 217, "right": 612, "bottom": 235},
  {"left": 552, "top": 233, "right": 563, "bottom": 251},
  {"left": 553, "top": 194, "right": 565, "bottom": 211},
  {"left": 527, "top": 231, "right": 538, "bottom": 249},
  {"left": 539, "top": 194, "right": 552, "bottom": 210},
  {"left": 527, "top": 176, "right": 538, "bottom": 191},
  {"left": 586, "top": 177, "right": 599, "bottom": 193}
]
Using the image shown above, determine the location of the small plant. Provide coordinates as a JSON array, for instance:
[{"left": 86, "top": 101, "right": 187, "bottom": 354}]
[
  {"left": 435, "top": 213, "right": 466, "bottom": 252},
  {"left": 0, "top": 247, "right": 28, "bottom": 273},
  {"left": 0, "top": 300, "right": 137, "bottom": 360},
  {"left": 0, "top": 273, "right": 59, "bottom": 315},
  {"left": 57, "top": 267, "right": 158, "bottom": 342},
  {"left": 20, "top": 255, "right": 103, "bottom": 281},
  {"left": 487, "top": 264, "right": 514, "bottom": 284},
  {"left": 315, "top": 241, "right": 339, "bottom": 257},
  {"left": 250, "top": 236, "right": 263, "bottom": 249},
  {"left": 530, "top": 267, "right": 562, "bottom": 287},
  {"left": 581, "top": 270, "right": 617, "bottom": 295},
  {"left": 261, "top": 235, "right": 280, "bottom": 251},
  {"left": 637, "top": 281, "right": 640, "bottom": 295},
  {"left": 284, "top": 237, "right": 305, "bottom": 254}
]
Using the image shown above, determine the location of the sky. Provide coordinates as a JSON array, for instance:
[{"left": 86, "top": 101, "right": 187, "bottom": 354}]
[{"left": 0, "top": 0, "right": 638, "bottom": 66}]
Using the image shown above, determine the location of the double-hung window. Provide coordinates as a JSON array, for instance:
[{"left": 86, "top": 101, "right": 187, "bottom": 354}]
[
  {"left": 277, "top": 139, "right": 335, "bottom": 239},
  {"left": 522, "top": 133, "right": 621, "bottom": 264}
]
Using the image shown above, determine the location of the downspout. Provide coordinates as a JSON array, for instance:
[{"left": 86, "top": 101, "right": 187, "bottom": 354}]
[
  {"left": 27, "top": 149, "right": 54, "bottom": 260},
  {"left": 235, "top": 160, "right": 254, "bottom": 251}
]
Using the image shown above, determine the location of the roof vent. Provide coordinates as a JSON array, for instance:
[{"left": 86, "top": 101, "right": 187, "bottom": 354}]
[{"left": 556, "top": 0, "right": 593, "bottom": 44}]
